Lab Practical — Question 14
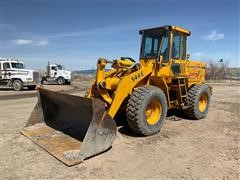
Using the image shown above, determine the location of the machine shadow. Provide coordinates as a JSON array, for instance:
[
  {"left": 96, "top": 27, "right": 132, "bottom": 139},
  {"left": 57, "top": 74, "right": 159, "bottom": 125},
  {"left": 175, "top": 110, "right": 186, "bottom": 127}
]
[
  {"left": 116, "top": 109, "right": 195, "bottom": 137},
  {"left": 115, "top": 113, "right": 143, "bottom": 138}
]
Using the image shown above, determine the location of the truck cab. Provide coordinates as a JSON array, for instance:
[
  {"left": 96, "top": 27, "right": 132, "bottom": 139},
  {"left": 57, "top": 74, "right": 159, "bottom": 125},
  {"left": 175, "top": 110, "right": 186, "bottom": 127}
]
[
  {"left": 0, "top": 58, "right": 40, "bottom": 90},
  {"left": 41, "top": 63, "right": 71, "bottom": 85}
]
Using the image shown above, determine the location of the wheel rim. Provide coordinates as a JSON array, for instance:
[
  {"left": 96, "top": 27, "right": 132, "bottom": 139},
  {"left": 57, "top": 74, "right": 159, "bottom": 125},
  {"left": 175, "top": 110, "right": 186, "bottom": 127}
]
[
  {"left": 198, "top": 94, "right": 208, "bottom": 112},
  {"left": 58, "top": 79, "right": 63, "bottom": 84},
  {"left": 145, "top": 99, "right": 161, "bottom": 125},
  {"left": 14, "top": 81, "right": 21, "bottom": 90}
]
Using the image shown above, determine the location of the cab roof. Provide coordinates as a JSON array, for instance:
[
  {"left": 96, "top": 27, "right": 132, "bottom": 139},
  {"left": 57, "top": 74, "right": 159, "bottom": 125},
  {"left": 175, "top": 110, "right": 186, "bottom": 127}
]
[
  {"left": 139, "top": 25, "right": 191, "bottom": 36},
  {"left": 0, "top": 58, "right": 22, "bottom": 63}
]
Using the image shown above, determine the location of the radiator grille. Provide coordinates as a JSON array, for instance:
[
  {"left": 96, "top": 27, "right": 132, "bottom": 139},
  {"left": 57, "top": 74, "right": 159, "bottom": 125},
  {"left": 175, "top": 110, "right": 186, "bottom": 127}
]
[{"left": 33, "top": 71, "right": 40, "bottom": 82}]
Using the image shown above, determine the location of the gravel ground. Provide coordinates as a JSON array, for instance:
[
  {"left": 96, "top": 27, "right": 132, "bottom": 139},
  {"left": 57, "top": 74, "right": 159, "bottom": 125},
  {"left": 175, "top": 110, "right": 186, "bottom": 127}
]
[{"left": 0, "top": 82, "right": 239, "bottom": 179}]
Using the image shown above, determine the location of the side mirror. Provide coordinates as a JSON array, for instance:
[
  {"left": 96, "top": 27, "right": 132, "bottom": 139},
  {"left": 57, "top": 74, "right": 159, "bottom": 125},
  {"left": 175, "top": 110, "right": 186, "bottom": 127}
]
[{"left": 187, "top": 54, "right": 190, "bottom": 60}]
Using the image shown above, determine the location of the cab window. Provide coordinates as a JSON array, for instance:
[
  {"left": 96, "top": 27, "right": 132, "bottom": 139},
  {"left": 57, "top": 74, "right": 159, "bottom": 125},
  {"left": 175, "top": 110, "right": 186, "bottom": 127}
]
[
  {"left": 181, "top": 36, "right": 187, "bottom": 60},
  {"left": 172, "top": 32, "right": 180, "bottom": 59},
  {"left": 57, "top": 65, "right": 63, "bottom": 70},
  {"left": 11, "top": 62, "right": 24, "bottom": 69},
  {"left": 51, "top": 66, "right": 57, "bottom": 71},
  {"left": 140, "top": 29, "right": 167, "bottom": 59},
  {"left": 143, "top": 37, "right": 159, "bottom": 58},
  {"left": 3, "top": 62, "right": 10, "bottom": 69},
  {"left": 160, "top": 33, "right": 169, "bottom": 62}
]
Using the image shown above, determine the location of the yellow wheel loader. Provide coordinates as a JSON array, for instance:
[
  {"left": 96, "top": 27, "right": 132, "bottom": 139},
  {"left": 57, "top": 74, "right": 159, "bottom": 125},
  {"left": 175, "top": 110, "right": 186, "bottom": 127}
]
[{"left": 21, "top": 25, "right": 212, "bottom": 166}]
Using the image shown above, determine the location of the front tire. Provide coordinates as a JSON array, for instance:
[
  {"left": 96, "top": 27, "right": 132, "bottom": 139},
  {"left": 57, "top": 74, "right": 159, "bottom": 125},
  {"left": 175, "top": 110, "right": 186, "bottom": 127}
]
[
  {"left": 12, "top": 79, "right": 23, "bottom": 91},
  {"left": 185, "top": 84, "right": 211, "bottom": 119},
  {"left": 57, "top": 77, "right": 65, "bottom": 85},
  {"left": 41, "top": 77, "right": 46, "bottom": 84},
  {"left": 126, "top": 86, "right": 167, "bottom": 136}
]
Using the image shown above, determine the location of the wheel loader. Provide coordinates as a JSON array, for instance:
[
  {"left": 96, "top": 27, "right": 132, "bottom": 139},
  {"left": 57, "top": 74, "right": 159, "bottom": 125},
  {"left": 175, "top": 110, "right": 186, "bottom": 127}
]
[{"left": 21, "top": 25, "right": 212, "bottom": 166}]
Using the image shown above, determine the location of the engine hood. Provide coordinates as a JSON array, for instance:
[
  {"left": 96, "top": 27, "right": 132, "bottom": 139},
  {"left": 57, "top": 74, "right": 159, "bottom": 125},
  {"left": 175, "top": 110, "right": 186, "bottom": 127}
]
[
  {"left": 11, "top": 68, "right": 37, "bottom": 73},
  {"left": 58, "top": 70, "right": 71, "bottom": 74}
]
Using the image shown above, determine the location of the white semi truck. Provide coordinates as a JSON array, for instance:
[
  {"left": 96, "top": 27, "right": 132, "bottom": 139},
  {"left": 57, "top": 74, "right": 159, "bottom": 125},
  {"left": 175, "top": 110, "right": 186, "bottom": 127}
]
[
  {"left": 0, "top": 58, "right": 40, "bottom": 91},
  {"left": 41, "top": 62, "right": 71, "bottom": 85}
]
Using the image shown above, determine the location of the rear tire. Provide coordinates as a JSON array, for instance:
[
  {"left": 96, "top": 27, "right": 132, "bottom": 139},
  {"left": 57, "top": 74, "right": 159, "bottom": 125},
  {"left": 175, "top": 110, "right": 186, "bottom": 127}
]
[
  {"left": 185, "top": 84, "right": 211, "bottom": 119},
  {"left": 65, "top": 81, "right": 71, "bottom": 85},
  {"left": 126, "top": 86, "right": 167, "bottom": 136},
  {"left": 57, "top": 77, "right": 65, "bottom": 85},
  {"left": 41, "top": 77, "right": 46, "bottom": 84},
  {"left": 12, "top": 79, "right": 23, "bottom": 91}
]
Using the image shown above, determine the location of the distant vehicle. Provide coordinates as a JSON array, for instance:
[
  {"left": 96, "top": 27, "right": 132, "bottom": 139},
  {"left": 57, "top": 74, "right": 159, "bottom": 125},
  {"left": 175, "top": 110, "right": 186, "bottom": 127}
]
[
  {"left": 0, "top": 58, "right": 40, "bottom": 91},
  {"left": 41, "top": 62, "right": 71, "bottom": 85}
]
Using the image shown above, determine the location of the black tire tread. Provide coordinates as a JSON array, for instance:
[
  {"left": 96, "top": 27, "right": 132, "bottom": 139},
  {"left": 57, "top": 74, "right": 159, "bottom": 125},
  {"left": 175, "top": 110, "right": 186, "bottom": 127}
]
[
  {"left": 185, "top": 84, "right": 210, "bottom": 119},
  {"left": 126, "top": 86, "right": 167, "bottom": 135}
]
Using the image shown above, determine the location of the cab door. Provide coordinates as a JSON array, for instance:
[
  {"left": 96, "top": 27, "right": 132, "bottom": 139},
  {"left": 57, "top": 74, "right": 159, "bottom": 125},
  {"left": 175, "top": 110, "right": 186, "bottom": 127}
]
[
  {"left": 50, "top": 65, "right": 57, "bottom": 77},
  {"left": 171, "top": 31, "right": 188, "bottom": 77},
  {"left": 3, "top": 62, "right": 11, "bottom": 80}
]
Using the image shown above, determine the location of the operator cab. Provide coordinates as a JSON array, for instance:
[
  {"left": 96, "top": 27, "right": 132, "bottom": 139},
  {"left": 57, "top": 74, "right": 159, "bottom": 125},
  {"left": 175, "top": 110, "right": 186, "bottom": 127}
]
[{"left": 139, "top": 25, "right": 191, "bottom": 63}]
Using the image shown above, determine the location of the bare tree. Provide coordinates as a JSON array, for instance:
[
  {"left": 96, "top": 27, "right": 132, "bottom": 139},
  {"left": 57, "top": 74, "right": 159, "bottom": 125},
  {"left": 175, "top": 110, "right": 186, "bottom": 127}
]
[{"left": 206, "top": 59, "right": 229, "bottom": 80}]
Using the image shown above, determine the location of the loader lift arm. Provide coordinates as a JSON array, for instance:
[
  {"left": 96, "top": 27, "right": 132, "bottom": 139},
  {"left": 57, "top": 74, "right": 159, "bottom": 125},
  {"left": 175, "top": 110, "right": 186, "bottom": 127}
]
[
  {"left": 107, "top": 62, "right": 155, "bottom": 118},
  {"left": 90, "top": 58, "right": 155, "bottom": 118}
]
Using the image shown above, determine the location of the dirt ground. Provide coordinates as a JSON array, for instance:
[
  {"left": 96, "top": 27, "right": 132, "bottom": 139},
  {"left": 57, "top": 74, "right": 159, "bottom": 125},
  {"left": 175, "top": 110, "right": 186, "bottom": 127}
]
[
  {"left": 0, "top": 79, "right": 90, "bottom": 100},
  {"left": 0, "top": 81, "right": 239, "bottom": 179}
]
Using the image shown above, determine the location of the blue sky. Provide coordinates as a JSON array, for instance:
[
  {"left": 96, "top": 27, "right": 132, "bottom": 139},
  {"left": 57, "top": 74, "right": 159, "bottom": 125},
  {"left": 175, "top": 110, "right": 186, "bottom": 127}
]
[{"left": 0, "top": 0, "right": 239, "bottom": 70}]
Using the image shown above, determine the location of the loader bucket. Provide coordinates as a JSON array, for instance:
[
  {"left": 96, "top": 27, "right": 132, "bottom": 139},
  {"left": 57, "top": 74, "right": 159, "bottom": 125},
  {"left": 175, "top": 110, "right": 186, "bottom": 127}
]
[{"left": 21, "top": 88, "right": 117, "bottom": 166}]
